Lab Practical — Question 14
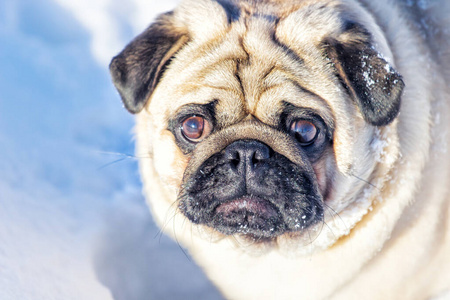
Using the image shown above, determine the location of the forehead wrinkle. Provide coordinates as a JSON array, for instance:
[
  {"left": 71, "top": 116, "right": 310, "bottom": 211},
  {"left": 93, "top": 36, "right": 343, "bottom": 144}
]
[
  {"left": 170, "top": 18, "right": 248, "bottom": 95},
  {"left": 174, "top": 69, "right": 241, "bottom": 98},
  {"left": 237, "top": 20, "right": 314, "bottom": 116},
  {"left": 284, "top": 81, "right": 336, "bottom": 128},
  {"left": 232, "top": 14, "right": 279, "bottom": 115},
  {"left": 172, "top": 52, "right": 245, "bottom": 99},
  {"left": 239, "top": 59, "right": 309, "bottom": 121},
  {"left": 253, "top": 75, "right": 335, "bottom": 129},
  {"left": 236, "top": 54, "right": 282, "bottom": 116}
]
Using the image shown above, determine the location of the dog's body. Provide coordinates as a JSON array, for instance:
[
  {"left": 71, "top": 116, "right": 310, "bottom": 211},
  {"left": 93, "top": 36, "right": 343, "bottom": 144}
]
[{"left": 110, "top": 0, "right": 450, "bottom": 299}]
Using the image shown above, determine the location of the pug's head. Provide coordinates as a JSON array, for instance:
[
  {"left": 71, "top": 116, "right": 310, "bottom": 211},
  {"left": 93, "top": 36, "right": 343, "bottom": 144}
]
[{"left": 110, "top": 0, "right": 404, "bottom": 248}]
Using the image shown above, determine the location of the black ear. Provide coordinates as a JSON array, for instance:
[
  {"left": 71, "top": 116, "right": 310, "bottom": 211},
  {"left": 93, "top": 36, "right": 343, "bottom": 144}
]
[
  {"left": 324, "top": 27, "right": 405, "bottom": 126},
  {"left": 109, "top": 12, "right": 188, "bottom": 114}
]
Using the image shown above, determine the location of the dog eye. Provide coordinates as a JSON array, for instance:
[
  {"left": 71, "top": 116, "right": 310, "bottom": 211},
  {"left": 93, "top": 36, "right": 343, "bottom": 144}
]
[
  {"left": 180, "top": 116, "right": 211, "bottom": 142},
  {"left": 290, "top": 120, "right": 318, "bottom": 146}
]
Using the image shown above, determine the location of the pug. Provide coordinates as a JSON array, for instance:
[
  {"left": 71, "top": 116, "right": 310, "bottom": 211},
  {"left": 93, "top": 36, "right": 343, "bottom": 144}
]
[{"left": 109, "top": 0, "right": 450, "bottom": 299}]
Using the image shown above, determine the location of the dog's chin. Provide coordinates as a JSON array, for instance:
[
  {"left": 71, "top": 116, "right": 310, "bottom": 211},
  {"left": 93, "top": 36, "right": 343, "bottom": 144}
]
[
  {"left": 208, "top": 198, "right": 322, "bottom": 240},
  {"left": 181, "top": 192, "right": 324, "bottom": 241},
  {"left": 212, "top": 196, "right": 284, "bottom": 239}
]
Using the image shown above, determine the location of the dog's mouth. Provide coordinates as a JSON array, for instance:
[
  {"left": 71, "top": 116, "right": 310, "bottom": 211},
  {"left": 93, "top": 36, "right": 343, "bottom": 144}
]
[
  {"left": 179, "top": 139, "right": 324, "bottom": 239},
  {"left": 213, "top": 196, "right": 281, "bottom": 237},
  {"left": 215, "top": 196, "right": 279, "bottom": 219}
]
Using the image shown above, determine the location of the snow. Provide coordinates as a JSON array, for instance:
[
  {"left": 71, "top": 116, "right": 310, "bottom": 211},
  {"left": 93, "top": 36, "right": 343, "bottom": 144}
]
[
  {"left": 0, "top": 0, "right": 222, "bottom": 299},
  {"left": 405, "top": 0, "right": 428, "bottom": 9},
  {"left": 370, "top": 127, "right": 397, "bottom": 165}
]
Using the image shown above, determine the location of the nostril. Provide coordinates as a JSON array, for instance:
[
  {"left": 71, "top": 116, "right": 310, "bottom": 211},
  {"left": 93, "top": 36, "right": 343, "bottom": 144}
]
[
  {"left": 226, "top": 150, "right": 240, "bottom": 168},
  {"left": 231, "top": 154, "right": 240, "bottom": 168},
  {"left": 251, "top": 146, "right": 272, "bottom": 168},
  {"left": 224, "top": 140, "right": 273, "bottom": 172},
  {"left": 253, "top": 146, "right": 271, "bottom": 161},
  {"left": 251, "top": 151, "right": 263, "bottom": 167}
]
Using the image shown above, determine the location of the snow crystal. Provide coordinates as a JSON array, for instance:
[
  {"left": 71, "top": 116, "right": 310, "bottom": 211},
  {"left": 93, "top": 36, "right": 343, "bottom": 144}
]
[
  {"left": 384, "top": 63, "right": 391, "bottom": 73},
  {"left": 363, "top": 70, "right": 375, "bottom": 88},
  {"left": 370, "top": 128, "right": 394, "bottom": 164}
]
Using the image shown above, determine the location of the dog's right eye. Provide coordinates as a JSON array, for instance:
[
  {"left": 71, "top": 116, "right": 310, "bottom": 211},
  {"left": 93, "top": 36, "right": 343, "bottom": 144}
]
[
  {"left": 290, "top": 120, "right": 319, "bottom": 146},
  {"left": 180, "top": 116, "right": 212, "bottom": 143}
]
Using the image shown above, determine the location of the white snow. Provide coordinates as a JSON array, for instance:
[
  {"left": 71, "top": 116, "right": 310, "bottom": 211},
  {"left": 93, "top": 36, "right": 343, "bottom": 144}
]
[
  {"left": 54, "top": 0, "right": 183, "bottom": 67},
  {"left": 0, "top": 0, "right": 222, "bottom": 299},
  {"left": 370, "top": 127, "right": 397, "bottom": 166}
]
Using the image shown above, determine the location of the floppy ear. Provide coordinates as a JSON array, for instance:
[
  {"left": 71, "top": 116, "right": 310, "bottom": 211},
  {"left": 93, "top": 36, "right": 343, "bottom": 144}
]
[
  {"left": 109, "top": 12, "right": 188, "bottom": 114},
  {"left": 324, "top": 26, "right": 405, "bottom": 126}
]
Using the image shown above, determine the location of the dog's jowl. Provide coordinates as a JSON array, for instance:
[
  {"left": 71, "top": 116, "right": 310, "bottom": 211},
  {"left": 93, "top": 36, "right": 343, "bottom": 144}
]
[{"left": 110, "top": 1, "right": 450, "bottom": 299}]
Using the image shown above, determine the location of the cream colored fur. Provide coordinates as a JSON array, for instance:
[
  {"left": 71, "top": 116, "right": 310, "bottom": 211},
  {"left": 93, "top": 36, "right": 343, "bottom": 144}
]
[{"left": 133, "top": 0, "right": 450, "bottom": 299}]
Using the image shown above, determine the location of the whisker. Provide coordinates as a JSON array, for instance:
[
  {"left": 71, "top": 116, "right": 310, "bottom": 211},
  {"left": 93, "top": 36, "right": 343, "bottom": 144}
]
[
  {"left": 350, "top": 173, "right": 379, "bottom": 190},
  {"left": 323, "top": 203, "right": 348, "bottom": 232},
  {"left": 96, "top": 151, "right": 138, "bottom": 159},
  {"left": 181, "top": 214, "right": 188, "bottom": 231},
  {"left": 155, "top": 200, "right": 180, "bottom": 240},
  {"left": 156, "top": 212, "right": 176, "bottom": 244},
  {"left": 306, "top": 228, "right": 313, "bottom": 249},
  {"left": 231, "top": 234, "right": 244, "bottom": 247},
  {"left": 314, "top": 215, "right": 325, "bottom": 241},
  {"left": 97, "top": 157, "right": 129, "bottom": 170},
  {"left": 96, "top": 151, "right": 152, "bottom": 170},
  {"left": 172, "top": 211, "right": 191, "bottom": 261},
  {"left": 322, "top": 220, "right": 337, "bottom": 241}
]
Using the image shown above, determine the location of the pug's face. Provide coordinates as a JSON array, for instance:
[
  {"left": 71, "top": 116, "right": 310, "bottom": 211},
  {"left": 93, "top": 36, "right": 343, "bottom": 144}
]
[{"left": 110, "top": 0, "right": 404, "bottom": 245}]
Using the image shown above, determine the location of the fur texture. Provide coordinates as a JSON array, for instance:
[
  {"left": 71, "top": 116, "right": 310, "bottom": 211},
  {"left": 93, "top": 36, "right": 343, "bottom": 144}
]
[{"left": 110, "top": 0, "right": 450, "bottom": 299}]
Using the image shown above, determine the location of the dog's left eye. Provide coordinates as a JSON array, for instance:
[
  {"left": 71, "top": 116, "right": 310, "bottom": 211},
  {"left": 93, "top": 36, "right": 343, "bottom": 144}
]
[
  {"left": 180, "top": 116, "right": 211, "bottom": 143},
  {"left": 290, "top": 120, "right": 318, "bottom": 146}
]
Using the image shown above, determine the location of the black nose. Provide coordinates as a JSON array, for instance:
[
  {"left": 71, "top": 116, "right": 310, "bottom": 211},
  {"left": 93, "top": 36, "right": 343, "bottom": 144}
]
[{"left": 224, "top": 140, "right": 273, "bottom": 174}]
